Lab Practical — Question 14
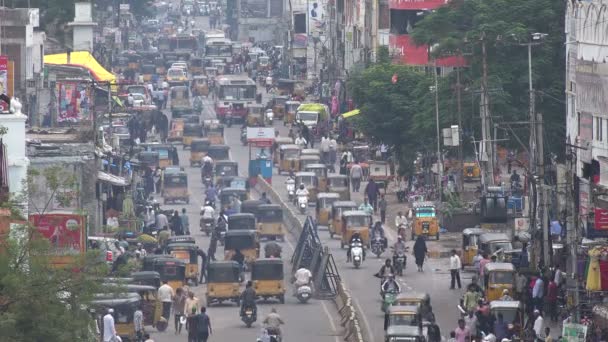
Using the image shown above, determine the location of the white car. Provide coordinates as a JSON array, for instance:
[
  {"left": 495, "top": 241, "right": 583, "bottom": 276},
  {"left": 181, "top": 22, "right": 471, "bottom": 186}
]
[{"left": 132, "top": 93, "right": 146, "bottom": 107}]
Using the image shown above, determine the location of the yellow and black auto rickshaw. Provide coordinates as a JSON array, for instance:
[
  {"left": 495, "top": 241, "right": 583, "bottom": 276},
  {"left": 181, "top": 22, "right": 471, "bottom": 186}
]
[
  {"left": 241, "top": 199, "right": 264, "bottom": 217},
  {"left": 272, "top": 96, "right": 289, "bottom": 119},
  {"left": 329, "top": 201, "right": 357, "bottom": 238},
  {"left": 132, "top": 271, "right": 162, "bottom": 288},
  {"left": 224, "top": 230, "right": 260, "bottom": 264},
  {"left": 215, "top": 160, "right": 239, "bottom": 183},
  {"left": 316, "top": 192, "right": 340, "bottom": 228},
  {"left": 190, "top": 138, "right": 211, "bottom": 166},
  {"left": 167, "top": 243, "right": 200, "bottom": 286},
  {"left": 305, "top": 163, "right": 328, "bottom": 191},
  {"left": 228, "top": 213, "right": 257, "bottom": 232},
  {"left": 153, "top": 257, "right": 186, "bottom": 290},
  {"left": 327, "top": 174, "right": 350, "bottom": 201},
  {"left": 101, "top": 284, "right": 164, "bottom": 331},
  {"left": 273, "top": 137, "right": 294, "bottom": 165},
  {"left": 190, "top": 57, "right": 204, "bottom": 75},
  {"left": 340, "top": 210, "right": 371, "bottom": 249},
  {"left": 284, "top": 101, "right": 301, "bottom": 126},
  {"left": 463, "top": 162, "right": 481, "bottom": 182},
  {"left": 483, "top": 263, "right": 515, "bottom": 301},
  {"left": 295, "top": 171, "right": 319, "bottom": 202},
  {"left": 411, "top": 201, "right": 439, "bottom": 240},
  {"left": 144, "top": 143, "right": 176, "bottom": 169},
  {"left": 256, "top": 204, "right": 284, "bottom": 241},
  {"left": 251, "top": 258, "right": 285, "bottom": 303},
  {"left": 217, "top": 176, "right": 249, "bottom": 192},
  {"left": 247, "top": 104, "right": 265, "bottom": 126},
  {"left": 162, "top": 171, "right": 190, "bottom": 204},
  {"left": 168, "top": 118, "right": 186, "bottom": 143},
  {"left": 204, "top": 119, "right": 225, "bottom": 145},
  {"left": 462, "top": 228, "right": 484, "bottom": 267},
  {"left": 141, "top": 64, "right": 156, "bottom": 82},
  {"left": 386, "top": 305, "right": 422, "bottom": 330},
  {"left": 206, "top": 261, "right": 242, "bottom": 306},
  {"left": 139, "top": 151, "right": 160, "bottom": 171},
  {"left": 91, "top": 293, "right": 143, "bottom": 340},
  {"left": 278, "top": 144, "right": 301, "bottom": 174},
  {"left": 219, "top": 188, "right": 249, "bottom": 210},
  {"left": 490, "top": 300, "right": 524, "bottom": 337},
  {"left": 182, "top": 123, "right": 203, "bottom": 149},
  {"left": 479, "top": 233, "right": 514, "bottom": 263},
  {"left": 192, "top": 75, "right": 209, "bottom": 96},
  {"left": 206, "top": 144, "right": 230, "bottom": 161}
]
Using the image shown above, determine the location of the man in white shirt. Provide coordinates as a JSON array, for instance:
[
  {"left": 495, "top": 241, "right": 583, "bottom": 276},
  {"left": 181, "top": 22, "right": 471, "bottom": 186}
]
[
  {"left": 158, "top": 280, "right": 175, "bottom": 320},
  {"left": 395, "top": 211, "right": 408, "bottom": 229},
  {"left": 102, "top": 308, "right": 116, "bottom": 342},
  {"left": 450, "top": 249, "right": 462, "bottom": 289},
  {"left": 329, "top": 137, "right": 338, "bottom": 169},
  {"left": 532, "top": 274, "right": 544, "bottom": 311},
  {"left": 320, "top": 136, "right": 330, "bottom": 164},
  {"left": 533, "top": 310, "right": 544, "bottom": 339},
  {"left": 156, "top": 212, "right": 169, "bottom": 232},
  {"left": 295, "top": 135, "right": 307, "bottom": 148},
  {"left": 293, "top": 267, "right": 313, "bottom": 295}
]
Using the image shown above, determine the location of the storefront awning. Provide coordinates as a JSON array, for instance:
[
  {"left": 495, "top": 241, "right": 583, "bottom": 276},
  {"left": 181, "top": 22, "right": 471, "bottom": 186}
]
[
  {"left": 97, "top": 171, "right": 129, "bottom": 187},
  {"left": 44, "top": 51, "right": 116, "bottom": 84},
  {"left": 341, "top": 109, "right": 360, "bottom": 119}
]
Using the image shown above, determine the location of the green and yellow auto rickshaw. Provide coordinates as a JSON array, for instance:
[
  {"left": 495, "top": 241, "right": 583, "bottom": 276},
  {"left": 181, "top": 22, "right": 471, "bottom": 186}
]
[
  {"left": 190, "top": 138, "right": 211, "bottom": 166},
  {"left": 252, "top": 258, "right": 285, "bottom": 303},
  {"left": 182, "top": 123, "right": 203, "bottom": 149},
  {"left": 316, "top": 192, "right": 340, "bottom": 228},
  {"left": 305, "top": 163, "right": 328, "bottom": 191},
  {"left": 224, "top": 230, "right": 260, "bottom": 264},
  {"left": 206, "top": 261, "right": 241, "bottom": 306},
  {"left": 167, "top": 243, "right": 200, "bottom": 286},
  {"left": 215, "top": 160, "right": 239, "bottom": 183},
  {"left": 256, "top": 204, "right": 284, "bottom": 241},
  {"left": 91, "top": 293, "right": 143, "bottom": 340},
  {"left": 162, "top": 171, "right": 190, "bottom": 204}
]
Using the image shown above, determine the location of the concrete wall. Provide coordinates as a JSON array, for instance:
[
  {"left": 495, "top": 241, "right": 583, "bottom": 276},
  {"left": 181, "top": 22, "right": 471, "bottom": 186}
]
[{"left": 0, "top": 114, "right": 29, "bottom": 199}]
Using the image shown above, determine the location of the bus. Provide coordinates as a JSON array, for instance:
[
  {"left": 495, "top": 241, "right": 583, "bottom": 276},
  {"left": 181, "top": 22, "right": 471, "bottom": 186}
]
[
  {"left": 205, "top": 38, "right": 233, "bottom": 65},
  {"left": 170, "top": 34, "right": 198, "bottom": 60},
  {"left": 215, "top": 75, "right": 257, "bottom": 121}
]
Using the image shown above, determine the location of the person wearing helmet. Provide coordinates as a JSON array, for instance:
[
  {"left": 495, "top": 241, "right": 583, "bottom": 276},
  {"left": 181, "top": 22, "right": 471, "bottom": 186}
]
[
  {"left": 295, "top": 183, "right": 309, "bottom": 198},
  {"left": 347, "top": 231, "right": 365, "bottom": 262},
  {"left": 240, "top": 280, "right": 257, "bottom": 317},
  {"left": 371, "top": 221, "right": 387, "bottom": 248}
]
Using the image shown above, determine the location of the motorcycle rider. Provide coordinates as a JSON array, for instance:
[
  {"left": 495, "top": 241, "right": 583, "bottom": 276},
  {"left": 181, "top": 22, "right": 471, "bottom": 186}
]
[
  {"left": 200, "top": 201, "right": 215, "bottom": 231},
  {"left": 285, "top": 175, "right": 296, "bottom": 200},
  {"left": 263, "top": 308, "right": 284, "bottom": 338},
  {"left": 392, "top": 237, "right": 407, "bottom": 270},
  {"left": 510, "top": 170, "right": 521, "bottom": 188},
  {"left": 240, "top": 280, "right": 257, "bottom": 317},
  {"left": 293, "top": 267, "right": 313, "bottom": 295},
  {"left": 205, "top": 183, "right": 218, "bottom": 207},
  {"left": 381, "top": 275, "right": 401, "bottom": 294},
  {"left": 202, "top": 155, "right": 214, "bottom": 180},
  {"left": 347, "top": 232, "right": 366, "bottom": 262},
  {"left": 295, "top": 184, "right": 309, "bottom": 201},
  {"left": 395, "top": 211, "right": 409, "bottom": 239},
  {"left": 371, "top": 221, "right": 388, "bottom": 249}
]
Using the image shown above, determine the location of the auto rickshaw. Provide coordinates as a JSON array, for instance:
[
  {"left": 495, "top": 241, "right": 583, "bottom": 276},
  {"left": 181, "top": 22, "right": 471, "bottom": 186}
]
[
  {"left": 257, "top": 204, "right": 284, "bottom": 240},
  {"left": 385, "top": 326, "right": 424, "bottom": 342},
  {"left": 132, "top": 271, "right": 161, "bottom": 288},
  {"left": 206, "top": 261, "right": 242, "bottom": 306},
  {"left": 411, "top": 201, "right": 439, "bottom": 240},
  {"left": 167, "top": 243, "right": 200, "bottom": 285},
  {"left": 204, "top": 120, "right": 225, "bottom": 144},
  {"left": 192, "top": 75, "right": 209, "bottom": 96},
  {"left": 327, "top": 174, "right": 350, "bottom": 201},
  {"left": 316, "top": 192, "right": 340, "bottom": 228},
  {"left": 142, "top": 255, "right": 164, "bottom": 271},
  {"left": 340, "top": 210, "right": 371, "bottom": 248},
  {"left": 141, "top": 64, "right": 156, "bottom": 82},
  {"left": 462, "top": 228, "right": 484, "bottom": 267},
  {"left": 305, "top": 164, "right": 328, "bottom": 191},
  {"left": 182, "top": 123, "right": 203, "bottom": 149},
  {"left": 217, "top": 176, "right": 249, "bottom": 191},
  {"left": 190, "top": 138, "right": 211, "bottom": 166},
  {"left": 329, "top": 201, "right": 357, "bottom": 238},
  {"left": 167, "top": 236, "right": 196, "bottom": 245},
  {"left": 215, "top": 160, "right": 239, "bottom": 183},
  {"left": 352, "top": 145, "right": 371, "bottom": 163},
  {"left": 299, "top": 155, "right": 322, "bottom": 171},
  {"left": 483, "top": 263, "right": 515, "bottom": 301},
  {"left": 144, "top": 144, "right": 176, "bottom": 169},
  {"left": 219, "top": 188, "right": 249, "bottom": 210},
  {"left": 386, "top": 305, "right": 422, "bottom": 329},
  {"left": 295, "top": 171, "right": 319, "bottom": 202},
  {"left": 168, "top": 118, "right": 186, "bottom": 142},
  {"left": 276, "top": 78, "right": 299, "bottom": 96},
  {"left": 206, "top": 144, "right": 230, "bottom": 160},
  {"left": 162, "top": 171, "right": 189, "bottom": 204},
  {"left": 490, "top": 300, "right": 523, "bottom": 337},
  {"left": 91, "top": 293, "right": 142, "bottom": 341},
  {"left": 152, "top": 257, "right": 186, "bottom": 290},
  {"left": 284, "top": 101, "right": 300, "bottom": 126},
  {"left": 301, "top": 148, "right": 321, "bottom": 158},
  {"left": 182, "top": 114, "right": 201, "bottom": 124},
  {"left": 369, "top": 161, "right": 392, "bottom": 191},
  {"left": 463, "top": 162, "right": 481, "bottom": 182},
  {"left": 251, "top": 259, "right": 285, "bottom": 303},
  {"left": 257, "top": 55, "right": 270, "bottom": 72},
  {"left": 241, "top": 200, "right": 264, "bottom": 216},
  {"left": 139, "top": 151, "right": 160, "bottom": 171},
  {"left": 272, "top": 96, "right": 289, "bottom": 119},
  {"left": 190, "top": 57, "right": 204, "bottom": 75},
  {"left": 228, "top": 213, "right": 257, "bottom": 232},
  {"left": 224, "top": 230, "right": 260, "bottom": 264},
  {"left": 278, "top": 144, "right": 301, "bottom": 173},
  {"left": 247, "top": 104, "right": 265, "bottom": 126},
  {"left": 102, "top": 284, "right": 164, "bottom": 330},
  {"left": 479, "top": 233, "right": 514, "bottom": 262},
  {"left": 393, "top": 292, "right": 431, "bottom": 309},
  {"left": 205, "top": 66, "right": 218, "bottom": 80},
  {"left": 272, "top": 136, "right": 293, "bottom": 162}
]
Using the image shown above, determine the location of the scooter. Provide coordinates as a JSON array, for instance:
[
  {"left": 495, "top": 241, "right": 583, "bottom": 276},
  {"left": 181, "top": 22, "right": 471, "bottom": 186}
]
[
  {"left": 200, "top": 216, "right": 215, "bottom": 236},
  {"left": 286, "top": 179, "right": 296, "bottom": 201},
  {"left": 371, "top": 235, "right": 385, "bottom": 258},
  {"left": 295, "top": 283, "right": 313, "bottom": 303},
  {"left": 241, "top": 304, "right": 257, "bottom": 328},
  {"left": 351, "top": 241, "right": 364, "bottom": 268},
  {"left": 265, "top": 109, "right": 274, "bottom": 125},
  {"left": 297, "top": 195, "right": 308, "bottom": 214},
  {"left": 381, "top": 289, "right": 398, "bottom": 313},
  {"left": 393, "top": 249, "right": 408, "bottom": 276}
]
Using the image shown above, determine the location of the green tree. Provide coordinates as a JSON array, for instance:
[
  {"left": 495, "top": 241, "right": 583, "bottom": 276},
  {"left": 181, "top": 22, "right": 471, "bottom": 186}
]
[{"left": 410, "top": 0, "right": 566, "bottom": 156}]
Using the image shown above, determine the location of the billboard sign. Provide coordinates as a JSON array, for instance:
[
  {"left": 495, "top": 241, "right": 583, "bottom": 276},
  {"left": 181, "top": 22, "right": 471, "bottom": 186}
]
[
  {"left": 29, "top": 213, "right": 86, "bottom": 256},
  {"left": 56, "top": 81, "right": 91, "bottom": 123}
]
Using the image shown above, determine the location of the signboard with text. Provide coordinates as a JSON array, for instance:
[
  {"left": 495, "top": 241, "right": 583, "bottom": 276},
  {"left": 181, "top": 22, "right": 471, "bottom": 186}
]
[
  {"left": 247, "top": 127, "right": 275, "bottom": 147},
  {"left": 562, "top": 323, "right": 587, "bottom": 342},
  {"left": 595, "top": 208, "right": 608, "bottom": 230},
  {"left": 30, "top": 213, "right": 86, "bottom": 256}
]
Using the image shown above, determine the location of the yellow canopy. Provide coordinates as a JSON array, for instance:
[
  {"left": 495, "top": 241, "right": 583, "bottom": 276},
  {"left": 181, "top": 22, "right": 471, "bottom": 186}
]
[
  {"left": 44, "top": 51, "right": 116, "bottom": 84},
  {"left": 341, "top": 109, "right": 360, "bottom": 119}
]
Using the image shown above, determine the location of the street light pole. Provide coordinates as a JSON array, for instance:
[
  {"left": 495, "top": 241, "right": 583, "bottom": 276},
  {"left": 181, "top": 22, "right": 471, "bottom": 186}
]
[{"left": 434, "top": 60, "right": 443, "bottom": 201}]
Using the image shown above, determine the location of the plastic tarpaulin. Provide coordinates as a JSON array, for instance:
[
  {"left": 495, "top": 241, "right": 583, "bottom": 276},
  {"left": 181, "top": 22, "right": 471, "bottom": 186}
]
[
  {"left": 44, "top": 51, "right": 116, "bottom": 84},
  {"left": 341, "top": 109, "right": 360, "bottom": 119}
]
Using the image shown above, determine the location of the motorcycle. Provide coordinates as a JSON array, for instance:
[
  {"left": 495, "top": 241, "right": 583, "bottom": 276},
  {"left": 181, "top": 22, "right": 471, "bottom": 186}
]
[
  {"left": 241, "top": 128, "right": 248, "bottom": 146},
  {"left": 393, "top": 248, "right": 408, "bottom": 276},
  {"left": 200, "top": 216, "right": 215, "bottom": 236},
  {"left": 295, "top": 283, "right": 313, "bottom": 303},
  {"left": 241, "top": 304, "right": 257, "bottom": 328},
  {"left": 265, "top": 109, "right": 274, "bottom": 125},
  {"left": 381, "top": 289, "right": 398, "bottom": 313},
  {"left": 286, "top": 179, "right": 295, "bottom": 201},
  {"left": 371, "top": 234, "right": 386, "bottom": 258},
  {"left": 193, "top": 96, "right": 203, "bottom": 114},
  {"left": 297, "top": 194, "right": 308, "bottom": 214},
  {"left": 351, "top": 241, "right": 364, "bottom": 268}
]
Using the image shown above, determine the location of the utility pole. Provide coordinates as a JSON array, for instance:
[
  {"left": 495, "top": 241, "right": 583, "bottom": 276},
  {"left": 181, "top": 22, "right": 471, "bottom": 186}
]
[
  {"left": 480, "top": 34, "right": 494, "bottom": 188},
  {"left": 434, "top": 60, "right": 443, "bottom": 201},
  {"left": 288, "top": 0, "right": 294, "bottom": 78},
  {"left": 566, "top": 143, "right": 580, "bottom": 322},
  {"left": 456, "top": 65, "right": 464, "bottom": 193}
]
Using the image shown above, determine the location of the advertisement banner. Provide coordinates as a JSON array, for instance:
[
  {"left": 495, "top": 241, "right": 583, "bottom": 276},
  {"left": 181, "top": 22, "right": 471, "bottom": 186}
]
[
  {"left": 595, "top": 208, "right": 608, "bottom": 230},
  {"left": 308, "top": 1, "right": 326, "bottom": 34},
  {"left": 562, "top": 323, "right": 587, "bottom": 342},
  {"left": 30, "top": 213, "right": 86, "bottom": 256},
  {"left": 0, "top": 56, "right": 8, "bottom": 112},
  {"left": 580, "top": 179, "right": 590, "bottom": 229},
  {"left": 294, "top": 33, "right": 308, "bottom": 48},
  {"left": 56, "top": 81, "right": 91, "bottom": 123}
]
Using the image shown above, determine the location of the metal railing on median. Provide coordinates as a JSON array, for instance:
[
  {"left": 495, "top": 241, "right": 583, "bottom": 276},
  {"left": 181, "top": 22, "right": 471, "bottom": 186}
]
[{"left": 254, "top": 175, "right": 368, "bottom": 342}]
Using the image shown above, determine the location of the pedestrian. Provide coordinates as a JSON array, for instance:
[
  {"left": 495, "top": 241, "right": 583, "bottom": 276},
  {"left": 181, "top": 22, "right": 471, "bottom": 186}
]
[
  {"left": 134, "top": 304, "right": 144, "bottom": 341},
  {"left": 339, "top": 153, "right": 348, "bottom": 175},
  {"left": 170, "top": 210, "right": 184, "bottom": 236},
  {"left": 463, "top": 311, "right": 478, "bottom": 340},
  {"left": 380, "top": 144, "right": 388, "bottom": 160},
  {"left": 413, "top": 235, "right": 428, "bottom": 272},
  {"left": 320, "top": 135, "right": 330, "bottom": 165},
  {"left": 447, "top": 331, "right": 457, "bottom": 342},
  {"left": 181, "top": 208, "right": 190, "bottom": 235},
  {"left": 196, "top": 307, "right": 212, "bottom": 342},
  {"left": 358, "top": 198, "right": 374, "bottom": 217},
  {"left": 158, "top": 280, "right": 175, "bottom": 320},
  {"left": 155, "top": 210, "right": 169, "bottom": 232},
  {"left": 186, "top": 307, "right": 199, "bottom": 342},
  {"left": 427, "top": 319, "right": 441, "bottom": 342},
  {"left": 198, "top": 247, "right": 208, "bottom": 284},
  {"left": 546, "top": 277, "right": 558, "bottom": 322},
  {"left": 365, "top": 178, "right": 380, "bottom": 211},
  {"left": 158, "top": 226, "right": 170, "bottom": 251},
  {"left": 554, "top": 264, "right": 564, "bottom": 288},
  {"left": 463, "top": 287, "right": 480, "bottom": 313},
  {"left": 185, "top": 291, "right": 201, "bottom": 318},
  {"left": 173, "top": 287, "right": 187, "bottom": 334},
  {"left": 532, "top": 309, "right": 544, "bottom": 341},
  {"left": 378, "top": 194, "right": 387, "bottom": 224},
  {"left": 472, "top": 251, "right": 483, "bottom": 273},
  {"left": 350, "top": 161, "right": 363, "bottom": 192},
  {"left": 454, "top": 318, "right": 470, "bottom": 342},
  {"left": 329, "top": 136, "right": 338, "bottom": 170},
  {"left": 545, "top": 327, "right": 553, "bottom": 342},
  {"left": 102, "top": 308, "right": 117, "bottom": 342},
  {"left": 449, "top": 249, "right": 462, "bottom": 289},
  {"left": 479, "top": 253, "right": 490, "bottom": 283},
  {"left": 532, "top": 273, "right": 544, "bottom": 313}
]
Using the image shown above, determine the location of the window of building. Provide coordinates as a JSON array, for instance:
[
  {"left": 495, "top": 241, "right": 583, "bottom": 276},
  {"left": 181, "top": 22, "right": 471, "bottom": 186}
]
[
  {"left": 294, "top": 13, "right": 306, "bottom": 33},
  {"left": 596, "top": 116, "right": 603, "bottom": 142}
]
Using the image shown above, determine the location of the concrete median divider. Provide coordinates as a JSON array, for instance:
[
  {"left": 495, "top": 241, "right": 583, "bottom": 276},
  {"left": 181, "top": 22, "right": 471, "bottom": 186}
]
[{"left": 254, "top": 175, "right": 368, "bottom": 342}]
